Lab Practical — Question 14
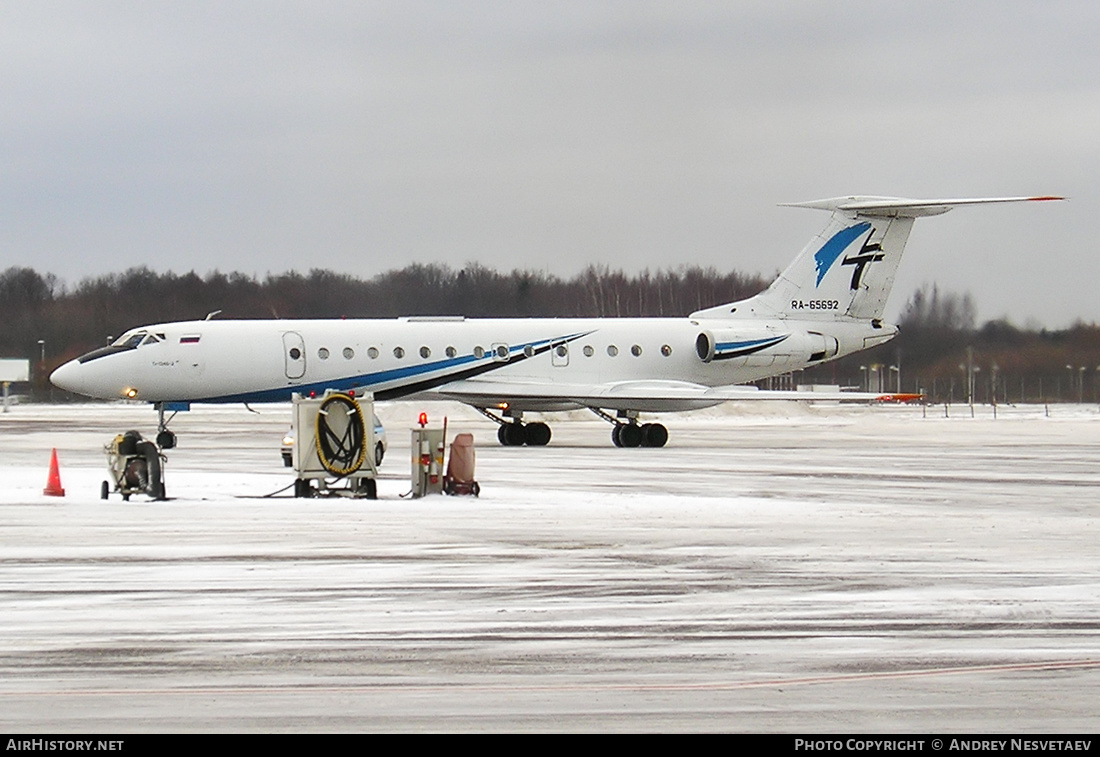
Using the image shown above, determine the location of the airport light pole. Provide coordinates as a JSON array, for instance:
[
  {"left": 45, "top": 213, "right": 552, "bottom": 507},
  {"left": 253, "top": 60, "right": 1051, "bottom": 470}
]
[
  {"left": 990, "top": 363, "right": 999, "bottom": 418},
  {"left": 971, "top": 366, "right": 980, "bottom": 414},
  {"left": 964, "top": 346, "right": 976, "bottom": 416},
  {"left": 36, "top": 340, "right": 45, "bottom": 401}
]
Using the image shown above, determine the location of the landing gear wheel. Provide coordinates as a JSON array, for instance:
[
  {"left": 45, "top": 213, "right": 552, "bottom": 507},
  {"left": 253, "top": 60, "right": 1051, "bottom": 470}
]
[
  {"left": 617, "top": 423, "right": 642, "bottom": 448},
  {"left": 525, "top": 422, "right": 551, "bottom": 446},
  {"left": 375, "top": 442, "right": 385, "bottom": 467},
  {"left": 612, "top": 423, "right": 623, "bottom": 447},
  {"left": 641, "top": 423, "right": 668, "bottom": 448},
  {"left": 100, "top": 481, "right": 109, "bottom": 500},
  {"left": 502, "top": 422, "right": 528, "bottom": 446}
]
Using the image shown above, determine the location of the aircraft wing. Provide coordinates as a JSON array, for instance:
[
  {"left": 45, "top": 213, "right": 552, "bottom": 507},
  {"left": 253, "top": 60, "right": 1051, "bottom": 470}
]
[{"left": 432, "top": 378, "right": 895, "bottom": 413}]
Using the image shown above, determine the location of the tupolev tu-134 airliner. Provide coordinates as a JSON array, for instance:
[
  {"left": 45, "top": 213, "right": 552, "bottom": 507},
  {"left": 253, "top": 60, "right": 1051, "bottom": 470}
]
[{"left": 51, "top": 195, "right": 1060, "bottom": 448}]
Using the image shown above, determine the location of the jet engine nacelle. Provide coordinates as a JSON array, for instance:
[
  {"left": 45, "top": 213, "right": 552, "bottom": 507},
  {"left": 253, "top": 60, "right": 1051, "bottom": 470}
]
[{"left": 695, "top": 328, "right": 840, "bottom": 364}]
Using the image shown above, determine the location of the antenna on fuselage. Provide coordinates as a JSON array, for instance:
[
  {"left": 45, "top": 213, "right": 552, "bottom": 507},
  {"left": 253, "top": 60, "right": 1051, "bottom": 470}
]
[{"left": 204, "top": 310, "right": 222, "bottom": 321}]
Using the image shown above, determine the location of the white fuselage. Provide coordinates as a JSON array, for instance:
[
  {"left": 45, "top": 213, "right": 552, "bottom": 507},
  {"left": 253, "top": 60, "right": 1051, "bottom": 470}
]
[{"left": 50, "top": 315, "right": 893, "bottom": 413}]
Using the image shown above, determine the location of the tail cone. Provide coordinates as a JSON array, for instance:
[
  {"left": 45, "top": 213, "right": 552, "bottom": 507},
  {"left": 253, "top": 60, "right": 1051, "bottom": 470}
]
[{"left": 44, "top": 448, "right": 65, "bottom": 497}]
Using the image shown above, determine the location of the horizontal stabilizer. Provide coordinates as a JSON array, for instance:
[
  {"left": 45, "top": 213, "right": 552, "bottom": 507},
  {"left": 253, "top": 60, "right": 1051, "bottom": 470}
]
[{"left": 781, "top": 195, "right": 1064, "bottom": 218}]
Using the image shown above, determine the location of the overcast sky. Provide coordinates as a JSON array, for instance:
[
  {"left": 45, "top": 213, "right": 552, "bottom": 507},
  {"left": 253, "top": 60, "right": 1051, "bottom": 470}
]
[{"left": 1, "top": 1, "right": 1096, "bottom": 327}]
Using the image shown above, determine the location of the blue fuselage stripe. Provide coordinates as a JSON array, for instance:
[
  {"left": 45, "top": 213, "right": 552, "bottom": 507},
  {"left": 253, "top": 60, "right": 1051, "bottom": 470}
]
[
  {"left": 713, "top": 335, "right": 789, "bottom": 360},
  {"left": 203, "top": 331, "right": 591, "bottom": 403}
]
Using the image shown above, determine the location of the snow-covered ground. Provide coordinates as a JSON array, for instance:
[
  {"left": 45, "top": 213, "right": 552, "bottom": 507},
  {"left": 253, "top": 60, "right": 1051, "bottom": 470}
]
[{"left": 1, "top": 401, "right": 1098, "bottom": 732}]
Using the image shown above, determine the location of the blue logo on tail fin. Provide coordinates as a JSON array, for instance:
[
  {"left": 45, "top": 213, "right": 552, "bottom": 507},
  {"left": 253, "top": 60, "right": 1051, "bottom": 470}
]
[{"left": 814, "top": 222, "right": 871, "bottom": 286}]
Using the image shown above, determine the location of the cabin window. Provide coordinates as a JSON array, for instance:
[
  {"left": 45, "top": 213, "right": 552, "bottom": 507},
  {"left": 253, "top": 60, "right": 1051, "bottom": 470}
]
[
  {"left": 446, "top": 346, "right": 457, "bottom": 358},
  {"left": 318, "top": 348, "right": 330, "bottom": 360},
  {"left": 367, "top": 347, "right": 379, "bottom": 359},
  {"left": 289, "top": 348, "right": 302, "bottom": 360},
  {"left": 555, "top": 345, "right": 567, "bottom": 358},
  {"left": 496, "top": 345, "right": 509, "bottom": 359},
  {"left": 607, "top": 345, "right": 618, "bottom": 357},
  {"left": 393, "top": 347, "right": 405, "bottom": 359},
  {"left": 661, "top": 344, "right": 672, "bottom": 357},
  {"left": 630, "top": 344, "right": 642, "bottom": 357},
  {"left": 583, "top": 345, "right": 594, "bottom": 357},
  {"left": 343, "top": 347, "right": 355, "bottom": 360},
  {"left": 523, "top": 345, "right": 535, "bottom": 358},
  {"left": 473, "top": 346, "right": 485, "bottom": 358},
  {"left": 420, "top": 346, "right": 431, "bottom": 359}
]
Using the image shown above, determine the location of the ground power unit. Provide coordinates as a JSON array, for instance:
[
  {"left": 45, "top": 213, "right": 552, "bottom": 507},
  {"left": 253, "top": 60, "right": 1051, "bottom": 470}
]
[{"left": 291, "top": 391, "right": 378, "bottom": 498}]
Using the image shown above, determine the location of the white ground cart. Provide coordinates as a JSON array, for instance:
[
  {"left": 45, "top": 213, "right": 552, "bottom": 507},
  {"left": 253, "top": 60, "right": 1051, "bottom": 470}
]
[{"left": 290, "top": 391, "right": 378, "bottom": 499}]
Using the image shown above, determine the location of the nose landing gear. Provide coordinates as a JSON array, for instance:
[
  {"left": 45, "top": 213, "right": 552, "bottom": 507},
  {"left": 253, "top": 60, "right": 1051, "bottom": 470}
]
[{"left": 155, "top": 402, "right": 178, "bottom": 450}]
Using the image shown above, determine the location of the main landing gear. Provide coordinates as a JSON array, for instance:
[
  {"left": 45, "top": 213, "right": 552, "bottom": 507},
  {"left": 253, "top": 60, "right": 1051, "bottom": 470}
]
[
  {"left": 478, "top": 407, "right": 669, "bottom": 448},
  {"left": 477, "top": 409, "right": 552, "bottom": 446},
  {"left": 590, "top": 407, "right": 668, "bottom": 448},
  {"left": 610, "top": 420, "right": 668, "bottom": 448},
  {"left": 496, "top": 421, "right": 552, "bottom": 447}
]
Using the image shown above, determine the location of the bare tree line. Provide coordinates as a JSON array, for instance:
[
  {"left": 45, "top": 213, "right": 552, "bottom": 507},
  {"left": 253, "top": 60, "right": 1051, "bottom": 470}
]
[{"left": 3, "top": 265, "right": 1098, "bottom": 402}]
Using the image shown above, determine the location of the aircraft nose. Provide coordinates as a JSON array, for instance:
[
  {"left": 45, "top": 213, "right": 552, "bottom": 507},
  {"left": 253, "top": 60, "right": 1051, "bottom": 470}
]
[
  {"left": 50, "top": 354, "right": 141, "bottom": 400},
  {"left": 49, "top": 360, "right": 83, "bottom": 394}
]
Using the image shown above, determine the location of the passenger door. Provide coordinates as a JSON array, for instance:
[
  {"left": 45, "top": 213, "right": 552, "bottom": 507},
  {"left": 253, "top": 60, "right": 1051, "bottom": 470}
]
[{"left": 282, "top": 332, "right": 306, "bottom": 379}]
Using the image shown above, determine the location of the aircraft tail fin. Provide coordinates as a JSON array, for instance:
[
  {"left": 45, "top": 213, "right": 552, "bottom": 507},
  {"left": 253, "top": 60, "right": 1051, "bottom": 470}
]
[{"left": 691, "top": 195, "right": 1062, "bottom": 322}]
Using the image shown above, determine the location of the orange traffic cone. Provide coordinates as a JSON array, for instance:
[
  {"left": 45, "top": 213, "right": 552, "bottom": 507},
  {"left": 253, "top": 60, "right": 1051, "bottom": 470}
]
[{"left": 44, "top": 448, "right": 65, "bottom": 497}]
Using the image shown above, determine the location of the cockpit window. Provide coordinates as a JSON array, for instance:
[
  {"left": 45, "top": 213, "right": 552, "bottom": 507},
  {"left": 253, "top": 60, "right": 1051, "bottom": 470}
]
[
  {"left": 78, "top": 330, "right": 151, "bottom": 364},
  {"left": 114, "top": 331, "right": 147, "bottom": 348},
  {"left": 109, "top": 331, "right": 163, "bottom": 348}
]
